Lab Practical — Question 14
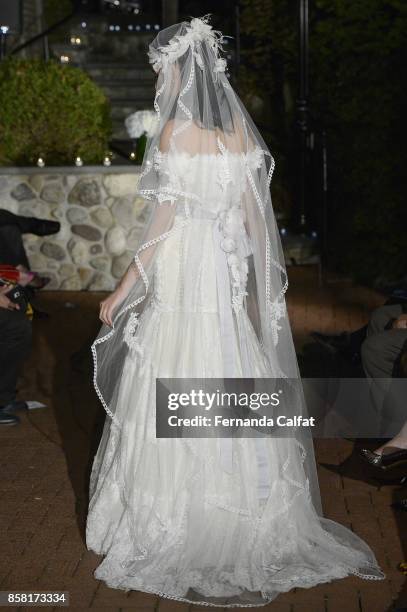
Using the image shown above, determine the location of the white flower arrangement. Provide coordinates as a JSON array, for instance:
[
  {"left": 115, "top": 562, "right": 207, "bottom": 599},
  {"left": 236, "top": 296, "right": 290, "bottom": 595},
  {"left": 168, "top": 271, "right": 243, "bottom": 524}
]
[{"left": 125, "top": 110, "right": 158, "bottom": 139}]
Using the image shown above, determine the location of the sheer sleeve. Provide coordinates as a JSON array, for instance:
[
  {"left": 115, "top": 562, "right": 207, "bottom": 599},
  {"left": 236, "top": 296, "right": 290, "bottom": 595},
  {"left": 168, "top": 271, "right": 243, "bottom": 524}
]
[{"left": 118, "top": 123, "right": 178, "bottom": 300}]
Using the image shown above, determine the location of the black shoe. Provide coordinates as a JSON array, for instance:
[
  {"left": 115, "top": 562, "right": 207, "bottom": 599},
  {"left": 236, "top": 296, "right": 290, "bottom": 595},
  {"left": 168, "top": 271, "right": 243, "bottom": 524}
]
[
  {"left": 360, "top": 446, "right": 407, "bottom": 470},
  {"left": 2, "top": 400, "right": 46, "bottom": 413},
  {"left": 27, "top": 218, "right": 61, "bottom": 237},
  {"left": 2, "top": 400, "right": 27, "bottom": 413},
  {"left": 0, "top": 409, "right": 20, "bottom": 425}
]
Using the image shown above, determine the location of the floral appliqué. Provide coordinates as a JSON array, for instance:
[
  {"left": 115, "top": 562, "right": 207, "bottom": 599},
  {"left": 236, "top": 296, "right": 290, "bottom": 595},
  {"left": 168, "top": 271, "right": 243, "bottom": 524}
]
[
  {"left": 218, "top": 205, "right": 251, "bottom": 313},
  {"left": 123, "top": 311, "right": 144, "bottom": 356}
]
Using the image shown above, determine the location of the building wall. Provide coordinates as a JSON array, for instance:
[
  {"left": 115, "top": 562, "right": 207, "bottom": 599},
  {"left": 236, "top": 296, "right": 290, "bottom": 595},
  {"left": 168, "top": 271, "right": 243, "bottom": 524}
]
[{"left": 0, "top": 167, "right": 144, "bottom": 291}]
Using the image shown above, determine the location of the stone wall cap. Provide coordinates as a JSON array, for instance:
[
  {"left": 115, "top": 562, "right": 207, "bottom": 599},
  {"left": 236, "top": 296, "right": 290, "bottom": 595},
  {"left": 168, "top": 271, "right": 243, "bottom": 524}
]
[{"left": 0, "top": 165, "right": 141, "bottom": 175}]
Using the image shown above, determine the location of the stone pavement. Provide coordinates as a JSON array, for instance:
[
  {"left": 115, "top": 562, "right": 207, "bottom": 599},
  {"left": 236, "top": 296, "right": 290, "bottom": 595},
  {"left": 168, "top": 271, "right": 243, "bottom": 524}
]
[{"left": 0, "top": 268, "right": 406, "bottom": 612}]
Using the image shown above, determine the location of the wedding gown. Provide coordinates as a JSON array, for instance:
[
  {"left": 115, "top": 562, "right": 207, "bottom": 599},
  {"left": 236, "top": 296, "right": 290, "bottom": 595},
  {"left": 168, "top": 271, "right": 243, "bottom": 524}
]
[{"left": 86, "top": 148, "right": 383, "bottom": 606}]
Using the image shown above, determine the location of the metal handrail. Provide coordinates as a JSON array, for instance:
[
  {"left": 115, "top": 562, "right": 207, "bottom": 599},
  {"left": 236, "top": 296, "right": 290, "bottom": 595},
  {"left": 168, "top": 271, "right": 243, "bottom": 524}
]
[{"left": 10, "top": 8, "right": 78, "bottom": 56}]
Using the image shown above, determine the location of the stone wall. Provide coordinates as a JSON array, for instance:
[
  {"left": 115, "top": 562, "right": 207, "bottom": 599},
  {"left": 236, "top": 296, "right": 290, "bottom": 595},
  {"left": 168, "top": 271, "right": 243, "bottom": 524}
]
[{"left": 0, "top": 167, "right": 145, "bottom": 291}]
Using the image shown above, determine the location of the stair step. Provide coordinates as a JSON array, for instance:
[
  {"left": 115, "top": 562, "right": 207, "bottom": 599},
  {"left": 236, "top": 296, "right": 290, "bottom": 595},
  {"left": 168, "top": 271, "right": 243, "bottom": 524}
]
[
  {"left": 112, "top": 127, "right": 131, "bottom": 139},
  {"left": 84, "top": 61, "right": 152, "bottom": 69},
  {"left": 84, "top": 65, "right": 154, "bottom": 81},
  {"left": 100, "top": 84, "right": 155, "bottom": 100},
  {"left": 96, "top": 77, "right": 155, "bottom": 86},
  {"left": 111, "top": 98, "right": 152, "bottom": 110},
  {"left": 48, "top": 20, "right": 156, "bottom": 137}
]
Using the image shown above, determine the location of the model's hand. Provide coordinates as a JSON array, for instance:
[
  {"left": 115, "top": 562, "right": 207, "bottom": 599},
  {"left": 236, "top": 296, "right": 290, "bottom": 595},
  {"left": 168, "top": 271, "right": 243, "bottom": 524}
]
[
  {"left": 99, "top": 289, "right": 125, "bottom": 327},
  {"left": 0, "top": 290, "right": 20, "bottom": 311},
  {"left": 393, "top": 314, "right": 407, "bottom": 329}
]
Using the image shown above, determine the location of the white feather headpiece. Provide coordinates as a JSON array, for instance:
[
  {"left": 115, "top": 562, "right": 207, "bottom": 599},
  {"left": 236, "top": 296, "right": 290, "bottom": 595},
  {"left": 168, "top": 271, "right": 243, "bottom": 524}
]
[{"left": 148, "top": 15, "right": 227, "bottom": 75}]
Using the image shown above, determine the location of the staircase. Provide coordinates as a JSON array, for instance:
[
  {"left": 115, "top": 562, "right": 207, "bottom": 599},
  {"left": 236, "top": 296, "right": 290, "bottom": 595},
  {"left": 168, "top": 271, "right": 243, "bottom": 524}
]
[
  {"left": 86, "top": 61, "right": 155, "bottom": 139},
  {"left": 48, "top": 11, "right": 158, "bottom": 163}
]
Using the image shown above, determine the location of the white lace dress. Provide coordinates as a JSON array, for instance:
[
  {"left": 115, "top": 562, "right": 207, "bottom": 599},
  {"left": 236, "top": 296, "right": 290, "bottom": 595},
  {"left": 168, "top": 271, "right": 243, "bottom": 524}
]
[{"left": 86, "top": 149, "right": 383, "bottom": 606}]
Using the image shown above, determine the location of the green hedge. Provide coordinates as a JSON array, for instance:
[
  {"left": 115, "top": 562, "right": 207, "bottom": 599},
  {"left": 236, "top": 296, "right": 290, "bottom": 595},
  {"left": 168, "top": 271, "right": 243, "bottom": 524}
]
[{"left": 0, "top": 58, "right": 112, "bottom": 166}]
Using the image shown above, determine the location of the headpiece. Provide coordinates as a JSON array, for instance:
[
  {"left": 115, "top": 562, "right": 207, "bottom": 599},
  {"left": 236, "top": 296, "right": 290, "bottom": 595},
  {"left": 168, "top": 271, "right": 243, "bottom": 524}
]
[{"left": 148, "top": 15, "right": 227, "bottom": 76}]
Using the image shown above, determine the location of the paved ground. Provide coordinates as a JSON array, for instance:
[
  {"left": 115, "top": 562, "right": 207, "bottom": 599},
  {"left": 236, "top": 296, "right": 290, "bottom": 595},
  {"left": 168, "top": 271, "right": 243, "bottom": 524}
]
[{"left": 0, "top": 267, "right": 406, "bottom": 612}]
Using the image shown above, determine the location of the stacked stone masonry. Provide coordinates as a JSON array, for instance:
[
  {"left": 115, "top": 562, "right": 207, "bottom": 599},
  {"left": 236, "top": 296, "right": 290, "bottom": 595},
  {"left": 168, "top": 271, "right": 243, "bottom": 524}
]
[{"left": 0, "top": 169, "right": 145, "bottom": 290}]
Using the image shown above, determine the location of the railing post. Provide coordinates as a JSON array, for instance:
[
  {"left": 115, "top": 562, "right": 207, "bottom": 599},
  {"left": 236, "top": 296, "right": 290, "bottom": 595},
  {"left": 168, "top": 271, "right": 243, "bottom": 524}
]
[
  {"left": 162, "top": 0, "right": 178, "bottom": 27},
  {"left": 296, "top": 0, "right": 309, "bottom": 229},
  {"left": 0, "top": 27, "right": 8, "bottom": 60},
  {"left": 34, "top": 0, "right": 49, "bottom": 60}
]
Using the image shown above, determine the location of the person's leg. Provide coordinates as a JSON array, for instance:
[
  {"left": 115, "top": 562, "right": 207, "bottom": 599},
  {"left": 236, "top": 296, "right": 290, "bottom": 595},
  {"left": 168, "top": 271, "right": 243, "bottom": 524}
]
[
  {"left": 386, "top": 420, "right": 407, "bottom": 450},
  {"left": 361, "top": 328, "right": 407, "bottom": 441},
  {"left": 348, "top": 324, "right": 368, "bottom": 352},
  {"left": 0, "top": 310, "right": 32, "bottom": 406},
  {"left": 362, "top": 328, "right": 407, "bottom": 377},
  {"left": 367, "top": 304, "right": 403, "bottom": 335}
]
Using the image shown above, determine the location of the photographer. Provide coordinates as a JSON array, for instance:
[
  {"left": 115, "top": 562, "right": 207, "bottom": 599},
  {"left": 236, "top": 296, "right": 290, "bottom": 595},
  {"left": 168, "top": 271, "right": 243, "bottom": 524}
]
[
  {"left": 0, "top": 208, "right": 60, "bottom": 268},
  {"left": 0, "top": 284, "right": 32, "bottom": 425}
]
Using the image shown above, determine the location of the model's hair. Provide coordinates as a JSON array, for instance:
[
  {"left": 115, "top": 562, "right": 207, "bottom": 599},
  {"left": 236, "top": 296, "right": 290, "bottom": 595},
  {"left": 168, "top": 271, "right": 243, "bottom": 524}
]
[{"left": 164, "top": 42, "right": 235, "bottom": 134}]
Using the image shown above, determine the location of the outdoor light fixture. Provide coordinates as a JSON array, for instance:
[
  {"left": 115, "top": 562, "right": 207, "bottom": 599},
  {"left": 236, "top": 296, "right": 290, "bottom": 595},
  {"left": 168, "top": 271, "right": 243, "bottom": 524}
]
[
  {"left": 103, "top": 156, "right": 112, "bottom": 167},
  {"left": 60, "top": 55, "right": 70, "bottom": 63},
  {"left": 37, "top": 157, "right": 45, "bottom": 168},
  {"left": 0, "top": 25, "right": 9, "bottom": 34},
  {"left": 75, "top": 156, "right": 83, "bottom": 167},
  {"left": 130, "top": 152, "right": 136, "bottom": 160},
  {"left": 154, "top": 24, "right": 160, "bottom": 30},
  {"left": 81, "top": 21, "right": 87, "bottom": 28}
]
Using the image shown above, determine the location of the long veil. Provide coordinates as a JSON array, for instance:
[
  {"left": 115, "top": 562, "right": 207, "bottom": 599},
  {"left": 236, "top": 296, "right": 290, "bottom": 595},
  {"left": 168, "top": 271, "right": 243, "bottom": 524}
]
[
  {"left": 89, "top": 16, "right": 383, "bottom": 604},
  {"left": 92, "top": 16, "right": 298, "bottom": 420}
]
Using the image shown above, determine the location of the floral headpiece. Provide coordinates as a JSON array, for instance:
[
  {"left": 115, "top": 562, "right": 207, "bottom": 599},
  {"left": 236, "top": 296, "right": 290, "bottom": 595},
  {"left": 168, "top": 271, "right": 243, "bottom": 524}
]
[{"left": 148, "top": 15, "right": 227, "bottom": 76}]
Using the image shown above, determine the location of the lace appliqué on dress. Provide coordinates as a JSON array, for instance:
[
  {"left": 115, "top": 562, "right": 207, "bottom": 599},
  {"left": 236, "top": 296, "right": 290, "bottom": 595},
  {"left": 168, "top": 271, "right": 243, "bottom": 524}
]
[
  {"left": 123, "top": 311, "right": 144, "bottom": 356},
  {"left": 218, "top": 205, "right": 251, "bottom": 313}
]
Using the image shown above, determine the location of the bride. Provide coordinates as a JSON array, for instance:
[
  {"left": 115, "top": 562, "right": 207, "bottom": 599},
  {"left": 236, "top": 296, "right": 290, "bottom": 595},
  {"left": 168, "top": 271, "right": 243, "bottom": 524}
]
[{"left": 86, "top": 15, "right": 383, "bottom": 606}]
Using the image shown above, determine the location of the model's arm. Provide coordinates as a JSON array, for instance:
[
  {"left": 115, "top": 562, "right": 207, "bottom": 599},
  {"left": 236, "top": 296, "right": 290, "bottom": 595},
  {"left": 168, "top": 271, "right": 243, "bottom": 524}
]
[
  {"left": 99, "top": 199, "right": 176, "bottom": 327},
  {"left": 100, "top": 123, "right": 176, "bottom": 327}
]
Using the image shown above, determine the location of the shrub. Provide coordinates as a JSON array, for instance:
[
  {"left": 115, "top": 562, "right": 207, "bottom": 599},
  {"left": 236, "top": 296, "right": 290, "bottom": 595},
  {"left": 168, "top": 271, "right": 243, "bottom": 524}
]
[{"left": 0, "top": 58, "right": 112, "bottom": 166}]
